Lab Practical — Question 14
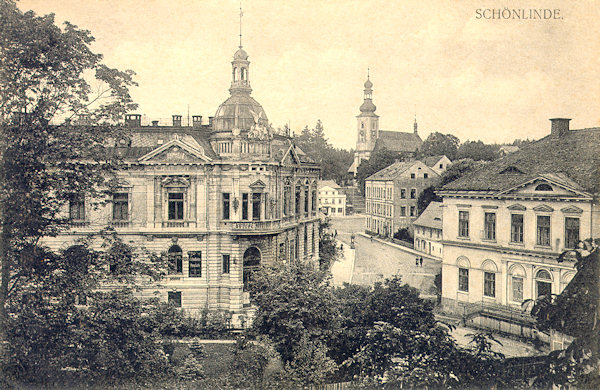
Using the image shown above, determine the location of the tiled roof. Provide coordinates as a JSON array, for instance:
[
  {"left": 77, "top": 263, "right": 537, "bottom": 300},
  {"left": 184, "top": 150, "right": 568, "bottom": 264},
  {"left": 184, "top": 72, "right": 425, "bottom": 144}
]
[
  {"left": 373, "top": 130, "right": 422, "bottom": 154},
  {"left": 422, "top": 155, "right": 446, "bottom": 167},
  {"left": 442, "top": 128, "right": 600, "bottom": 194},
  {"left": 413, "top": 201, "right": 443, "bottom": 229},
  {"left": 366, "top": 160, "right": 417, "bottom": 181}
]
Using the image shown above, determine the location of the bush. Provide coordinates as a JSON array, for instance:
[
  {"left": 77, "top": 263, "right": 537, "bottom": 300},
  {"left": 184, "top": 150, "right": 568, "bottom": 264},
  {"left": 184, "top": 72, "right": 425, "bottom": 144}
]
[{"left": 393, "top": 228, "right": 412, "bottom": 242}]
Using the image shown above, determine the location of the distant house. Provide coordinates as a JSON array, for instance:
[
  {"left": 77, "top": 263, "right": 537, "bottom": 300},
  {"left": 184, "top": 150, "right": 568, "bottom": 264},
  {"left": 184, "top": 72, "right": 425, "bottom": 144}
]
[
  {"left": 499, "top": 145, "right": 519, "bottom": 156},
  {"left": 437, "top": 118, "right": 600, "bottom": 334},
  {"left": 318, "top": 180, "right": 347, "bottom": 216},
  {"left": 365, "top": 160, "right": 443, "bottom": 236},
  {"left": 422, "top": 155, "right": 452, "bottom": 176},
  {"left": 413, "top": 201, "right": 443, "bottom": 259}
]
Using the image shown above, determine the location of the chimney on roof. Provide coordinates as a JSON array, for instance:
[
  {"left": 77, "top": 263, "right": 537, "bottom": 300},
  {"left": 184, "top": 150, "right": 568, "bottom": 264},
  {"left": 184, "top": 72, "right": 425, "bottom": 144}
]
[
  {"left": 125, "top": 114, "right": 141, "bottom": 127},
  {"left": 550, "top": 118, "right": 570, "bottom": 138},
  {"left": 192, "top": 115, "right": 202, "bottom": 127},
  {"left": 151, "top": 120, "right": 159, "bottom": 126},
  {"left": 172, "top": 115, "right": 182, "bottom": 127},
  {"left": 209, "top": 116, "right": 214, "bottom": 126}
]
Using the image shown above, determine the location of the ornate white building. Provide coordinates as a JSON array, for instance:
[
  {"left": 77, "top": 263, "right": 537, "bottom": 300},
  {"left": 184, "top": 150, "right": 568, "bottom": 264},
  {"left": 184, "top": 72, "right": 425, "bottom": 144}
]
[{"left": 45, "top": 43, "right": 320, "bottom": 324}]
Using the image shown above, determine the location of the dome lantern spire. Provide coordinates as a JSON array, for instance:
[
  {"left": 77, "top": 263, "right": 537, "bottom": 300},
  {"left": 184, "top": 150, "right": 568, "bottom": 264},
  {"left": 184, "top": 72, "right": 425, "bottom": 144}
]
[
  {"left": 360, "top": 70, "right": 376, "bottom": 114},
  {"left": 230, "top": 3, "right": 251, "bottom": 96}
]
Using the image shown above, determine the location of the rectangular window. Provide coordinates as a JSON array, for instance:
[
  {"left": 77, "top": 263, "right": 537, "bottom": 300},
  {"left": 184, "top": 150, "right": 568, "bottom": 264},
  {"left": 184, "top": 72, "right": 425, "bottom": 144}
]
[
  {"left": 400, "top": 189, "right": 406, "bottom": 199},
  {"left": 512, "top": 276, "right": 523, "bottom": 302},
  {"left": 410, "top": 189, "right": 416, "bottom": 199},
  {"left": 242, "top": 193, "right": 249, "bottom": 220},
  {"left": 458, "top": 211, "right": 469, "bottom": 237},
  {"left": 168, "top": 192, "right": 184, "bottom": 220},
  {"left": 484, "top": 272, "right": 496, "bottom": 297},
  {"left": 222, "top": 254, "right": 230, "bottom": 274},
  {"left": 410, "top": 173, "right": 415, "bottom": 179},
  {"left": 304, "top": 188, "right": 309, "bottom": 213},
  {"left": 69, "top": 195, "right": 85, "bottom": 221},
  {"left": 295, "top": 185, "right": 301, "bottom": 215},
  {"left": 536, "top": 215, "right": 551, "bottom": 246},
  {"left": 222, "top": 193, "right": 230, "bottom": 220},
  {"left": 410, "top": 206, "right": 415, "bottom": 216},
  {"left": 112, "top": 193, "right": 129, "bottom": 221},
  {"left": 565, "top": 217, "right": 580, "bottom": 249},
  {"left": 252, "top": 192, "right": 261, "bottom": 221},
  {"left": 400, "top": 206, "right": 406, "bottom": 216},
  {"left": 168, "top": 291, "right": 182, "bottom": 307},
  {"left": 189, "top": 251, "right": 202, "bottom": 277},
  {"left": 484, "top": 213, "right": 496, "bottom": 240},
  {"left": 424, "top": 173, "right": 429, "bottom": 179},
  {"left": 458, "top": 268, "right": 469, "bottom": 292},
  {"left": 338, "top": 207, "right": 343, "bottom": 213},
  {"left": 279, "top": 243, "right": 285, "bottom": 260},
  {"left": 312, "top": 189, "right": 317, "bottom": 212},
  {"left": 511, "top": 214, "right": 524, "bottom": 243},
  {"left": 312, "top": 228, "right": 316, "bottom": 253}
]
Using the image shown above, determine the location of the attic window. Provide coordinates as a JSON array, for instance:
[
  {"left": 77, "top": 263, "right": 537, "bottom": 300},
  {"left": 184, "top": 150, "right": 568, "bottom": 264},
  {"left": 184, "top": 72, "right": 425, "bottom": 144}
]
[
  {"left": 500, "top": 166, "right": 524, "bottom": 174},
  {"left": 535, "top": 183, "right": 553, "bottom": 191}
]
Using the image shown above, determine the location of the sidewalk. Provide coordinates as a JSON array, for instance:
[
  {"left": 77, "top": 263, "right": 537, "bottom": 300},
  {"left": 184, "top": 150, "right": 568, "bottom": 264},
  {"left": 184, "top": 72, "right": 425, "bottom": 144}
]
[
  {"left": 330, "top": 239, "right": 355, "bottom": 286},
  {"left": 358, "top": 232, "right": 440, "bottom": 261}
]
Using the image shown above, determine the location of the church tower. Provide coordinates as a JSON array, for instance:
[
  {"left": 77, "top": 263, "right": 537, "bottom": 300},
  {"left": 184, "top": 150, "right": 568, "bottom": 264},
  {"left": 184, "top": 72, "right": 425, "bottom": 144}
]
[{"left": 351, "top": 72, "right": 379, "bottom": 174}]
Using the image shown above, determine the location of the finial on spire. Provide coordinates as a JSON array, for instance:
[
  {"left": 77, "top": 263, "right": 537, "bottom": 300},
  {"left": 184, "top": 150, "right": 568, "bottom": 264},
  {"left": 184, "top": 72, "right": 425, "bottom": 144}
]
[
  {"left": 414, "top": 110, "right": 418, "bottom": 134},
  {"left": 367, "top": 67, "right": 370, "bottom": 79},
  {"left": 239, "top": 2, "right": 243, "bottom": 48}
]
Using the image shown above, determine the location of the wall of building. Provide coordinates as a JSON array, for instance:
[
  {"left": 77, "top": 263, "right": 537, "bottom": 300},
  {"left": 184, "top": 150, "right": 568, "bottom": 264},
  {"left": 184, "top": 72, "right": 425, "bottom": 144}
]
[{"left": 414, "top": 226, "right": 443, "bottom": 259}]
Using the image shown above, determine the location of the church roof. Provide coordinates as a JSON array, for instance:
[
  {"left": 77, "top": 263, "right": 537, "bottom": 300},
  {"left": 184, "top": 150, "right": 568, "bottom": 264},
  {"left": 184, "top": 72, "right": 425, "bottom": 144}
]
[
  {"left": 373, "top": 130, "right": 423, "bottom": 154},
  {"left": 441, "top": 128, "right": 600, "bottom": 194}
]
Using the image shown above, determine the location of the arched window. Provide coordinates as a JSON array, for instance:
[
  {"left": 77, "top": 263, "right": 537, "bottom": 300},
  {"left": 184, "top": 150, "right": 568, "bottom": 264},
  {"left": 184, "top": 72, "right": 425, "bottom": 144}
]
[
  {"left": 509, "top": 264, "right": 526, "bottom": 302},
  {"left": 482, "top": 260, "right": 497, "bottom": 298},
  {"left": 243, "top": 247, "right": 261, "bottom": 292},
  {"left": 168, "top": 245, "right": 183, "bottom": 274},
  {"left": 535, "top": 183, "right": 553, "bottom": 191},
  {"left": 535, "top": 269, "right": 552, "bottom": 298}
]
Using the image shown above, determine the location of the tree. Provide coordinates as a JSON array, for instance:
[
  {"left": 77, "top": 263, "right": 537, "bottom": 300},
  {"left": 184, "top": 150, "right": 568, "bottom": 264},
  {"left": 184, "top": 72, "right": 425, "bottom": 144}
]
[
  {"left": 417, "top": 185, "right": 441, "bottom": 214},
  {"left": 318, "top": 217, "right": 340, "bottom": 271},
  {"left": 457, "top": 140, "right": 500, "bottom": 161},
  {"left": 293, "top": 120, "right": 353, "bottom": 184},
  {"left": 0, "top": 0, "right": 137, "bottom": 325},
  {"left": 248, "top": 261, "right": 338, "bottom": 385},
  {"left": 418, "top": 132, "right": 460, "bottom": 160},
  {"left": 356, "top": 148, "right": 410, "bottom": 194}
]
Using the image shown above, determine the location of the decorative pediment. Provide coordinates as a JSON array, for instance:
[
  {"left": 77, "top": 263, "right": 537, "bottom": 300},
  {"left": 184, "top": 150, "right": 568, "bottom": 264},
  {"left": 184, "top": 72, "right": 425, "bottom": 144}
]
[
  {"left": 162, "top": 176, "right": 190, "bottom": 188},
  {"left": 561, "top": 206, "right": 583, "bottom": 214},
  {"left": 533, "top": 204, "right": 554, "bottom": 212},
  {"left": 138, "top": 139, "right": 211, "bottom": 164},
  {"left": 281, "top": 145, "right": 300, "bottom": 165},
  {"left": 495, "top": 175, "right": 591, "bottom": 199},
  {"left": 249, "top": 179, "right": 266, "bottom": 189},
  {"left": 508, "top": 203, "right": 526, "bottom": 211}
]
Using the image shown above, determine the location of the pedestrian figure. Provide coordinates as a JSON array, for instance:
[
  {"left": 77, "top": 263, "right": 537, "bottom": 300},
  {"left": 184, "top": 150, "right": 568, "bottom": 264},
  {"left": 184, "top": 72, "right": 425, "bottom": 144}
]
[
  {"left": 420, "top": 257, "right": 423, "bottom": 267},
  {"left": 416, "top": 257, "right": 419, "bottom": 266},
  {"left": 370, "top": 235, "right": 373, "bottom": 243},
  {"left": 334, "top": 229, "right": 338, "bottom": 238},
  {"left": 340, "top": 243, "right": 344, "bottom": 251}
]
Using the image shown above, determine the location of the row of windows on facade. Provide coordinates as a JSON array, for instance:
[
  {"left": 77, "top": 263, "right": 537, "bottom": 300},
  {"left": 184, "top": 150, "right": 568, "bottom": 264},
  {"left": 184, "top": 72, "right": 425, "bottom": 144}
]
[
  {"left": 366, "top": 202, "right": 417, "bottom": 218},
  {"left": 457, "top": 267, "right": 556, "bottom": 303},
  {"left": 69, "top": 187, "right": 318, "bottom": 222},
  {"left": 457, "top": 211, "right": 580, "bottom": 249},
  {"left": 366, "top": 187, "right": 419, "bottom": 200},
  {"left": 320, "top": 198, "right": 344, "bottom": 204},
  {"left": 416, "top": 226, "right": 442, "bottom": 239},
  {"left": 321, "top": 207, "right": 345, "bottom": 214}
]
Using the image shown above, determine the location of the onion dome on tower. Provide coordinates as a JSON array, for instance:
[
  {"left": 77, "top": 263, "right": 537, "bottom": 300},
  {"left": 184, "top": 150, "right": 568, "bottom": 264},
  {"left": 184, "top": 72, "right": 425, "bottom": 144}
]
[{"left": 359, "top": 74, "right": 377, "bottom": 115}]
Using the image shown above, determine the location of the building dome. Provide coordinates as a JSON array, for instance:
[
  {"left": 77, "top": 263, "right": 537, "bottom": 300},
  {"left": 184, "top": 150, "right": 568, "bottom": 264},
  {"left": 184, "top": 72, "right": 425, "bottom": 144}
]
[
  {"left": 234, "top": 47, "right": 248, "bottom": 61},
  {"left": 364, "top": 78, "right": 373, "bottom": 89},
  {"left": 213, "top": 93, "right": 268, "bottom": 133}
]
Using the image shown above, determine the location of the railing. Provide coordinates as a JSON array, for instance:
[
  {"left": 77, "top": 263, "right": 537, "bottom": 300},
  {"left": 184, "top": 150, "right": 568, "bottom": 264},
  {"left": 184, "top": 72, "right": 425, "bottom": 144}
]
[
  {"left": 222, "top": 220, "right": 281, "bottom": 231},
  {"left": 161, "top": 221, "right": 192, "bottom": 228},
  {"left": 110, "top": 221, "right": 130, "bottom": 228}
]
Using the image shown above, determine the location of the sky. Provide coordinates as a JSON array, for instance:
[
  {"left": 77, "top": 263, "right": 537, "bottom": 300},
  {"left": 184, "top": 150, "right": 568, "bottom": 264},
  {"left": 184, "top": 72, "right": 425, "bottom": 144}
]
[{"left": 17, "top": 0, "right": 600, "bottom": 150}]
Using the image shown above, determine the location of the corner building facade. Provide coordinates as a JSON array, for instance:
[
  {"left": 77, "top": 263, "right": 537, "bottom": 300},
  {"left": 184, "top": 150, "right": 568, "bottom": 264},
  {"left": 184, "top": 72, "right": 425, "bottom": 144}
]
[{"left": 44, "top": 45, "right": 320, "bottom": 324}]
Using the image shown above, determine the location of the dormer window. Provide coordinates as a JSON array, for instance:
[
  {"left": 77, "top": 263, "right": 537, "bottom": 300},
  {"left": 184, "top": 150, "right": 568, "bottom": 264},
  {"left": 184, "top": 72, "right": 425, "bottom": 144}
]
[
  {"left": 535, "top": 183, "right": 553, "bottom": 191},
  {"left": 500, "top": 166, "right": 525, "bottom": 174}
]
